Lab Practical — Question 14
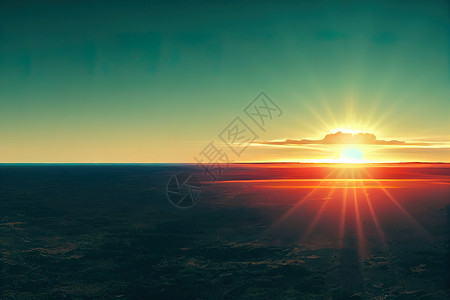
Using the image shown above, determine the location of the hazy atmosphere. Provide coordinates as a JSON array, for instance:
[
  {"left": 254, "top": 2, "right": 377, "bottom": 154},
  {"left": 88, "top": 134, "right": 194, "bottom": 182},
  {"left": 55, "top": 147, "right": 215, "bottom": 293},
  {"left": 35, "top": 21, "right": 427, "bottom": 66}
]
[{"left": 1, "top": 0, "right": 449, "bottom": 162}]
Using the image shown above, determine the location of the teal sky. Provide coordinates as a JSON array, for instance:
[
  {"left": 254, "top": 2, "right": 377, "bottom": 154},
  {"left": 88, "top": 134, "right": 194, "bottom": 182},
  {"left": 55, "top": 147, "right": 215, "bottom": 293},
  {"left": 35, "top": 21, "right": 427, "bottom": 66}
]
[{"left": 0, "top": 1, "right": 449, "bottom": 162}]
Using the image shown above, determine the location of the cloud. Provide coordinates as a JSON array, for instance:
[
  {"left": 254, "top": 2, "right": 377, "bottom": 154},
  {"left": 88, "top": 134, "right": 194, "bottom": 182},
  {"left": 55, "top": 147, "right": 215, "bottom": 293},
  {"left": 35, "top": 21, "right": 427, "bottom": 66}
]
[
  {"left": 258, "top": 131, "right": 407, "bottom": 146},
  {"left": 372, "top": 32, "right": 398, "bottom": 45},
  {"left": 314, "top": 30, "right": 350, "bottom": 41}
]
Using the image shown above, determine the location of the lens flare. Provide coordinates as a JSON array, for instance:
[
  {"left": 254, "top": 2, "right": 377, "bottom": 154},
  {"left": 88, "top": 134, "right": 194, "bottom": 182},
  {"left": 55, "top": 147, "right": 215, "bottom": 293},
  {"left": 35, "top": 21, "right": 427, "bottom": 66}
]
[{"left": 340, "top": 148, "right": 363, "bottom": 163}]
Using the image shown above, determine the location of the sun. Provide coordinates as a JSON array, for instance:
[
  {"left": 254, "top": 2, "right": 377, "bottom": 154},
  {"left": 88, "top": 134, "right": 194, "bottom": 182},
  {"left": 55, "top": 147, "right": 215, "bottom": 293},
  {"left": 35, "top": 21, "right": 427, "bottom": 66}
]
[{"left": 339, "top": 147, "right": 364, "bottom": 163}]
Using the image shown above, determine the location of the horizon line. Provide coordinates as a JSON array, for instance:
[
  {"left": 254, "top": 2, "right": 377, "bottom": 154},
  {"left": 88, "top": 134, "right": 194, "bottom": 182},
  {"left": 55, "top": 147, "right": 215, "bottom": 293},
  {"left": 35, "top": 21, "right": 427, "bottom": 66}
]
[{"left": 0, "top": 162, "right": 449, "bottom": 165}]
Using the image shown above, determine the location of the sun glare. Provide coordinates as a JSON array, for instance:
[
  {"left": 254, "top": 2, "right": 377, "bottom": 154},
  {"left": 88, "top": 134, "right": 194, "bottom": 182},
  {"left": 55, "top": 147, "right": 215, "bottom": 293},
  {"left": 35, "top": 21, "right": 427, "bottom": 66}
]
[{"left": 339, "top": 147, "right": 363, "bottom": 163}]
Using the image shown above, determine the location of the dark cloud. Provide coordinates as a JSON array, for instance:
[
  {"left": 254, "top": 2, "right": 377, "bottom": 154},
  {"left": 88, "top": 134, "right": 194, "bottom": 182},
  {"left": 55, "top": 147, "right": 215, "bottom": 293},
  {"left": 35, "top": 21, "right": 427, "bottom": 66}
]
[
  {"left": 372, "top": 32, "right": 398, "bottom": 45},
  {"left": 258, "top": 131, "right": 407, "bottom": 146},
  {"left": 315, "top": 30, "right": 350, "bottom": 41}
]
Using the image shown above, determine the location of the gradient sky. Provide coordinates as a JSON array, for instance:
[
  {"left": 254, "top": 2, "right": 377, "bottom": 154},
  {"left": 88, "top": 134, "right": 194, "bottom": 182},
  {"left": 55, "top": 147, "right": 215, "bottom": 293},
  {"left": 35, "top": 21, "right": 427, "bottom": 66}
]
[{"left": 0, "top": 0, "right": 449, "bottom": 162}]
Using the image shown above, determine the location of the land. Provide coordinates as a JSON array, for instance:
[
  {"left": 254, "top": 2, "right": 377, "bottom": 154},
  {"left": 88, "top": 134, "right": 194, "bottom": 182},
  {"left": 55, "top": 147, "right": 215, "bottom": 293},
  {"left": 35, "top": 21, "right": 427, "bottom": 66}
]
[{"left": 0, "top": 163, "right": 449, "bottom": 299}]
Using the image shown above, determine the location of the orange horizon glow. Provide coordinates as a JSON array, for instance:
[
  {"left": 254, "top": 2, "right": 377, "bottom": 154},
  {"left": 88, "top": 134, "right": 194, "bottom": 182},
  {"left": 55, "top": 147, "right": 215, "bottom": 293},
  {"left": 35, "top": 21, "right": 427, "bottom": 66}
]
[{"left": 205, "top": 163, "right": 450, "bottom": 258}]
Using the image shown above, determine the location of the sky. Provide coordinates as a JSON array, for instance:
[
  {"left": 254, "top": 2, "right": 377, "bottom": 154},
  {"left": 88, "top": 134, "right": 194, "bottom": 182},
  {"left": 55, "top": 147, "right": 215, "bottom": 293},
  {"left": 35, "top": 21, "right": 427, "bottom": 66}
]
[{"left": 0, "top": 0, "right": 449, "bottom": 163}]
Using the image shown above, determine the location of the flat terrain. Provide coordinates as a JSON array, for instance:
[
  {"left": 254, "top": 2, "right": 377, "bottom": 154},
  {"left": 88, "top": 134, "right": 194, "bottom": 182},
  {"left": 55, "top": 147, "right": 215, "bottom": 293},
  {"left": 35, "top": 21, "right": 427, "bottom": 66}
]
[{"left": 0, "top": 163, "right": 449, "bottom": 299}]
